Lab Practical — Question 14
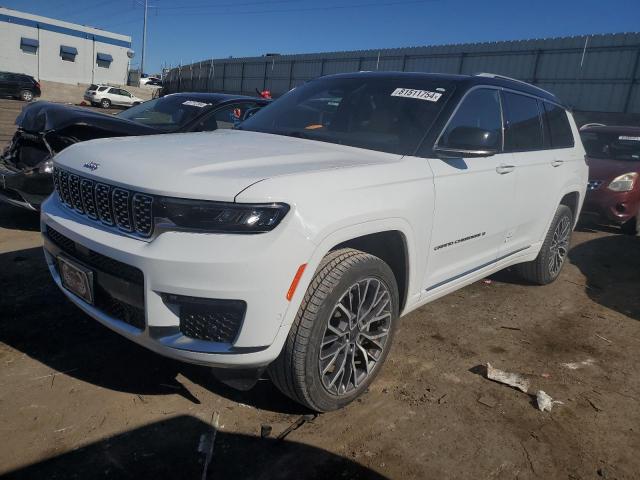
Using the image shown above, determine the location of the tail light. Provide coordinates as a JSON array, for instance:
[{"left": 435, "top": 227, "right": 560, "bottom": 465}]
[{"left": 35, "top": 82, "right": 40, "bottom": 90}]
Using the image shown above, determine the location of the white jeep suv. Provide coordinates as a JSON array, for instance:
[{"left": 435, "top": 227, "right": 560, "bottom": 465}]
[{"left": 41, "top": 72, "right": 587, "bottom": 411}]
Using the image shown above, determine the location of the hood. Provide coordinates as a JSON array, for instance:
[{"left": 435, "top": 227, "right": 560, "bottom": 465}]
[
  {"left": 53, "top": 129, "right": 401, "bottom": 201},
  {"left": 16, "top": 101, "right": 158, "bottom": 136},
  {"left": 586, "top": 156, "right": 640, "bottom": 182}
]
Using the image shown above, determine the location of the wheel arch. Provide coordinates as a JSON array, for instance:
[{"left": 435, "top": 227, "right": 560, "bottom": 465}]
[{"left": 559, "top": 190, "right": 581, "bottom": 226}]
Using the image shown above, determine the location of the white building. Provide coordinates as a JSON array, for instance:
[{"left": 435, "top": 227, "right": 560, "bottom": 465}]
[{"left": 0, "top": 7, "right": 133, "bottom": 85}]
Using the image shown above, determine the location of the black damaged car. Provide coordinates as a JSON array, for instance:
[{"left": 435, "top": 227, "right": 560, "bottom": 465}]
[{"left": 0, "top": 93, "right": 269, "bottom": 210}]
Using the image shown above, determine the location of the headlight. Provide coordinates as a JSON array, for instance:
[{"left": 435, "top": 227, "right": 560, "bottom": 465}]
[
  {"left": 38, "top": 159, "right": 54, "bottom": 174},
  {"left": 154, "top": 197, "right": 289, "bottom": 233},
  {"left": 607, "top": 172, "right": 638, "bottom": 192}
]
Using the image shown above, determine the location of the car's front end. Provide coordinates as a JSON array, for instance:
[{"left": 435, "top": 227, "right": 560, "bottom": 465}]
[
  {"left": 580, "top": 126, "right": 640, "bottom": 229},
  {"left": 39, "top": 129, "right": 367, "bottom": 370}
]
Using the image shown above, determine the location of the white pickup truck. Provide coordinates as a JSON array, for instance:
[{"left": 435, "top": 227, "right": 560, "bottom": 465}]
[{"left": 41, "top": 72, "right": 587, "bottom": 411}]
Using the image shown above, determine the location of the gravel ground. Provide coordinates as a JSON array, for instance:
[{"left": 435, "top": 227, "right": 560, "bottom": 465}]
[{"left": 0, "top": 98, "right": 639, "bottom": 479}]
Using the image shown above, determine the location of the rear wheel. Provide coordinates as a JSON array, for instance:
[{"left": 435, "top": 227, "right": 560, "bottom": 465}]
[
  {"left": 100, "top": 98, "right": 111, "bottom": 109},
  {"left": 269, "top": 248, "right": 399, "bottom": 412},
  {"left": 19, "top": 90, "right": 34, "bottom": 102},
  {"left": 516, "top": 204, "right": 573, "bottom": 285}
]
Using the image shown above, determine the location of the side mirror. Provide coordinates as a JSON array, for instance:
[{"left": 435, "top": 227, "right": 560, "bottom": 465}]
[{"left": 435, "top": 126, "right": 499, "bottom": 158}]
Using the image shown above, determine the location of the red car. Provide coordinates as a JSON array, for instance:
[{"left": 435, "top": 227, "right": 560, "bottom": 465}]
[{"left": 580, "top": 125, "right": 640, "bottom": 234}]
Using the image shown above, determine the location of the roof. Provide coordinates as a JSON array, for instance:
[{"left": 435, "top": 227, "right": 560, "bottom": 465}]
[
  {"left": 164, "top": 92, "right": 269, "bottom": 104},
  {"left": 322, "top": 71, "right": 563, "bottom": 105}
]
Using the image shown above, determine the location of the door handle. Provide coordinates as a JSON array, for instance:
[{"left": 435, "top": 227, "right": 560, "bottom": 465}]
[
  {"left": 551, "top": 159, "right": 564, "bottom": 167},
  {"left": 496, "top": 164, "right": 515, "bottom": 174}
]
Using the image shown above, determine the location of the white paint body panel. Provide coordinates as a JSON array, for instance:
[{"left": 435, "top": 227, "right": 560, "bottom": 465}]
[{"left": 41, "top": 108, "right": 587, "bottom": 368}]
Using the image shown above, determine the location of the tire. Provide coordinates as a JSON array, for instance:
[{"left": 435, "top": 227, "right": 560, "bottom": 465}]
[
  {"left": 100, "top": 98, "right": 111, "bottom": 109},
  {"left": 269, "top": 248, "right": 399, "bottom": 412},
  {"left": 516, "top": 204, "right": 574, "bottom": 285},
  {"left": 19, "top": 90, "right": 34, "bottom": 102},
  {"left": 621, "top": 217, "right": 637, "bottom": 235}
]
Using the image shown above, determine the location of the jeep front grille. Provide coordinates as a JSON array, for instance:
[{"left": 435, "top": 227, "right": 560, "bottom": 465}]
[{"left": 53, "top": 167, "right": 154, "bottom": 238}]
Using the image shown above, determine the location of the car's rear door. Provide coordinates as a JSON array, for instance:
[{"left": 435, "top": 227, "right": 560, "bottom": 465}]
[
  {"left": 423, "top": 87, "right": 515, "bottom": 292},
  {"left": 499, "top": 93, "right": 574, "bottom": 255}
]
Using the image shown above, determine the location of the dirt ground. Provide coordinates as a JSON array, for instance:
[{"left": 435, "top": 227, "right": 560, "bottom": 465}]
[{"left": 0, "top": 98, "right": 639, "bottom": 479}]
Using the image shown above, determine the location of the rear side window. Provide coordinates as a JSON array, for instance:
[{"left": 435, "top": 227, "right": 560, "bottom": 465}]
[
  {"left": 438, "top": 88, "right": 502, "bottom": 151},
  {"left": 542, "top": 102, "right": 574, "bottom": 148},
  {"left": 502, "top": 92, "right": 543, "bottom": 152}
]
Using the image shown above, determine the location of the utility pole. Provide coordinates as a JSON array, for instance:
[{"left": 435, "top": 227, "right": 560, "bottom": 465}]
[{"left": 140, "top": 0, "right": 148, "bottom": 77}]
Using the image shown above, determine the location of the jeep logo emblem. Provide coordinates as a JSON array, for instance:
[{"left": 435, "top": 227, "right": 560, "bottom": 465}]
[{"left": 83, "top": 161, "right": 100, "bottom": 171}]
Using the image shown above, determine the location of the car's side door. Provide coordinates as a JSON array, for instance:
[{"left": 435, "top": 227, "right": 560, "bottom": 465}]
[
  {"left": 119, "top": 89, "right": 135, "bottom": 106},
  {"left": 423, "top": 87, "right": 516, "bottom": 293}
]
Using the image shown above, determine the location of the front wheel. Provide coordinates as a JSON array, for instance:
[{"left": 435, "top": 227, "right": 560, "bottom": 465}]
[
  {"left": 100, "top": 98, "right": 111, "bottom": 109},
  {"left": 19, "top": 90, "right": 34, "bottom": 102},
  {"left": 269, "top": 248, "right": 399, "bottom": 412},
  {"left": 516, "top": 204, "right": 574, "bottom": 285}
]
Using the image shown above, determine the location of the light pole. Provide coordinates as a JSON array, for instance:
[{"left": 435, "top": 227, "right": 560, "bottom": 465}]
[{"left": 140, "top": 0, "right": 148, "bottom": 78}]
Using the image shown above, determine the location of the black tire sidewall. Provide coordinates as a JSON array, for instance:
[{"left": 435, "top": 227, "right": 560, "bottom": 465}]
[
  {"left": 302, "top": 257, "right": 399, "bottom": 411},
  {"left": 101, "top": 99, "right": 111, "bottom": 108}
]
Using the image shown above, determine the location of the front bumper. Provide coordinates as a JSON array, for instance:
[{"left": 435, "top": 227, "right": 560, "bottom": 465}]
[
  {"left": 40, "top": 194, "right": 313, "bottom": 368},
  {"left": 0, "top": 161, "right": 52, "bottom": 210},
  {"left": 582, "top": 187, "right": 640, "bottom": 225}
]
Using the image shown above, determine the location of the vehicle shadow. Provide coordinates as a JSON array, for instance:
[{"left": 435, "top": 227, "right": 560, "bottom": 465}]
[
  {"left": 0, "top": 246, "right": 306, "bottom": 414},
  {"left": 569, "top": 234, "right": 640, "bottom": 321},
  {"left": 0, "top": 204, "right": 40, "bottom": 232},
  {"left": 1, "top": 415, "right": 388, "bottom": 479}
]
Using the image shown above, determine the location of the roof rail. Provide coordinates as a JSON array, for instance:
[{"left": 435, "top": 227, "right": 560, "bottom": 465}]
[{"left": 474, "top": 72, "right": 557, "bottom": 98}]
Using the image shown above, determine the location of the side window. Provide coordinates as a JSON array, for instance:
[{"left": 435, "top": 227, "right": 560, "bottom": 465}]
[
  {"left": 502, "top": 92, "right": 543, "bottom": 152},
  {"left": 199, "top": 103, "right": 260, "bottom": 131},
  {"left": 438, "top": 88, "right": 502, "bottom": 152},
  {"left": 542, "top": 102, "right": 574, "bottom": 149}
]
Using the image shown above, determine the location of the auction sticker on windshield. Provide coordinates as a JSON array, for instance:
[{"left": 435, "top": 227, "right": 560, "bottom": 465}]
[
  {"left": 391, "top": 88, "right": 442, "bottom": 102},
  {"left": 182, "top": 100, "right": 211, "bottom": 108}
]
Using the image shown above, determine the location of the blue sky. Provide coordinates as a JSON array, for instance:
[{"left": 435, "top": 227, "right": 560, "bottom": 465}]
[{"left": 5, "top": 0, "right": 640, "bottom": 74}]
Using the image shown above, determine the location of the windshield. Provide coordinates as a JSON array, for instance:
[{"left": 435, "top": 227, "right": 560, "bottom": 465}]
[
  {"left": 117, "top": 96, "right": 213, "bottom": 131},
  {"left": 239, "top": 76, "right": 454, "bottom": 155},
  {"left": 581, "top": 131, "right": 640, "bottom": 161}
]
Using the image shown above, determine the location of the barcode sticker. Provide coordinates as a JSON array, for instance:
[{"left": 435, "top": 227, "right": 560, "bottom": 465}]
[{"left": 391, "top": 88, "right": 442, "bottom": 102}]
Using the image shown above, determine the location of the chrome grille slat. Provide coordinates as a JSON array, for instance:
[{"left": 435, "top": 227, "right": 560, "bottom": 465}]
[
  {"left": 587, "top": 180, "right": 603, "bottom": 191},
  {"left": 52, "top": 167, "right": 154, "bottom": 239}
]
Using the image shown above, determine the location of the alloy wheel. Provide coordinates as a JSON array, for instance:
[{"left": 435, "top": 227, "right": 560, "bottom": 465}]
[
  {"left": 319, "top": 278, "right": 392, "bottom": 396},
  {"left": 548, "top": 215, "right": 571, "bottom": 276}
]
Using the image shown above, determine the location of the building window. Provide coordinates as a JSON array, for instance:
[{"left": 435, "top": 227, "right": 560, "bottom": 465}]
[
  {"left": 96, "top": 52, "right": 113, "bottom": 69},
  {"left": 20, "top": 37, "right": 39, "bottom": 55},
  {"left": 60, "top": 45, "right": 78, "bottom": 62}
]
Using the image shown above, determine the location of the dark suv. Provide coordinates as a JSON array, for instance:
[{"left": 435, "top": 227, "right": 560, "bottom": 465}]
[{"left": 0, "top": 71, "right": 41, "bottom": 102}]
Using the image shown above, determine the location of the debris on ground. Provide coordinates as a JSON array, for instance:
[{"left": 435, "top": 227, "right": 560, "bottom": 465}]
[
  {"left": 198, "top": 411, "right": 220, "bottom": 480},
  {"left": 486, "top": 363, "right": 530, "bottom": 393},
  {"left": 276, "top": 414, "right": 317, "bottom": 441},
  {"left": 477, "top": 395, "right": 497, "bottom": 408},
  {"left": 536, "top": 390, "right": 564, "bottom": 412},
  {"left": 595, "top": 334, "right": 612, "bottom": 344},
  {"left": 561, "top": 359, "right": 596, "bottom": 370},
  {"left": 482, "top": 279, "right": 493, "bottom": 285},
  {"left": 260, "top": 424, "right": 272, "bottom": 438}
]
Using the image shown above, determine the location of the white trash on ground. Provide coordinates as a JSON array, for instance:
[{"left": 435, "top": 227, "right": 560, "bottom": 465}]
[
  {"left": 536, "top": 390, "right": 564, "bottom": 412},
  {"left": 486, "top": 363, "right": 531, "bottom": 393}
]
